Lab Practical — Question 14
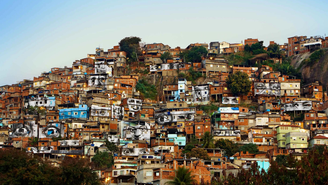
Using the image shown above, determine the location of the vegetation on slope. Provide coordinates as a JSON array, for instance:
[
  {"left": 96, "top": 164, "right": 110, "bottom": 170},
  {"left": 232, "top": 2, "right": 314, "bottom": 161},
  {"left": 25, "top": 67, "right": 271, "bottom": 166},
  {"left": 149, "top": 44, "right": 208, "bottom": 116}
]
[
  {"left": 298, "top": 49, "right": 325, "bottom": 70},
  {"left": 261, "top": 59, "right": 302, "bottom": 79},
  {"left": 179, "top": 46, "right": 208, "bottom": 64},
  {"left": 226, "top": 71, "right": 252, "bottom": 96},
  {"left": 136, "top": 78, "right": 157, "bottom": 100},
  {"left": 214, "top": 146, "right": 328, "bottom": 185},
  {"left": 0, "top": 149, "right": 100, "bottom": 185}
]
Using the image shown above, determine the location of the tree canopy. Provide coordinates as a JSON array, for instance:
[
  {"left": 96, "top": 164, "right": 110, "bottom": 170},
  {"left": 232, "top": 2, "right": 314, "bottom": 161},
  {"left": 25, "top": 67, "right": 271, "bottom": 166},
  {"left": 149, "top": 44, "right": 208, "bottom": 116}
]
[
  {"left": 92, "top": 151, "right": 114, "bottom": 169},
  {"left": 136, "top": 78, "right": 157, "bottom": 100},
  {"left": 182, "top": 46, "right": 208, "bottom": 64},
  {"left": 267, "top": 43, "right": 282, "bottom": 58},
  {"left": 105, "top": 139, "right": 118, "bottom": 152},
  {"left": 201, "top": 131, "right": 215, "bottom": 148},
  {"left": 182, "top": 144, "right": 195, "bottom": 154},
  {"left": 226, "top": 71, "right": 252, "bottom": 96},
  {"left": 214, "top": 146, "right": 328, "bottom": 185},
  {"left": 166, "top": 167, "right": 196, "bottom": 185},
  {"left": 160, "top": 52, "right": 173, "bottom": 63},
  {"left": 0, "top": 149, "right": 100, "bottom": 185},
  {"left": 215, "top": 139, "right": 239, "bottom": 157},
  {"left": 118, "top": 36, "right": 141, "bottom": 59},
  {"left": 239, "top": 143, "right": 259, "bottom": 154},
  {"left": 186, "top": 148, "right": 210, "bottom": 160}
]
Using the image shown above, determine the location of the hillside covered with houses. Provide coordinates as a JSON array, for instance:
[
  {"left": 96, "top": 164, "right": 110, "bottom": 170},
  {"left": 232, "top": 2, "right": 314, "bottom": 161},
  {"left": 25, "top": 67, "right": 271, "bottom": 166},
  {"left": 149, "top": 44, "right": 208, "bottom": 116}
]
[{"left": 1, "top": 35, "right": 328, "bottom": 185}]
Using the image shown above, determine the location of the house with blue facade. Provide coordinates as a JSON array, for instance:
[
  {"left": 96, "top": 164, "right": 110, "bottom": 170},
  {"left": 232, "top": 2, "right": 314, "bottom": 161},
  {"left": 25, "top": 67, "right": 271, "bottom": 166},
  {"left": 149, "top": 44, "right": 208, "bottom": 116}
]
[
  {"left": 59, "top": 104, "right": 89, "bottom": 120},
  {"left": 172, "top": 78, "right": 187, "bottom": 101},
  {"left": 168, "top": 134, "right": 186, "bottom": 146}
]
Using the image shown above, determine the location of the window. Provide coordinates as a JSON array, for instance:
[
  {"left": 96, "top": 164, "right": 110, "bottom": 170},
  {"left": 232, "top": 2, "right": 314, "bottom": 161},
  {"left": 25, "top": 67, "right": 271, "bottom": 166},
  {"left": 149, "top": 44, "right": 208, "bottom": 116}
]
[
  {"left": 68, "top": 112, "right": 71, "bottom": 115},
  {"left": 292, "top": 137, "right": 296, "bottom": 141},
  {"left": 197, "top": 126, "right": 201, "bottom": 130},
  {"left": 301, "top": 138, "right": 305, "bottom": 141},
  {"left": 74, "top": 112, "right": 78, "bottom": 116}
]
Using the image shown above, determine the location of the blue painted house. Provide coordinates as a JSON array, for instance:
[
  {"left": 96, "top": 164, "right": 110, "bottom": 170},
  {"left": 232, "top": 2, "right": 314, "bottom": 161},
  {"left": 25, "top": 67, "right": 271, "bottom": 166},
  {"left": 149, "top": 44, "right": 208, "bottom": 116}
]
[
  {"left": 168, "top": 134, "right": 186, "bottom": 146},
  {"left": 59, "top": 104, "right": 89, "bottom": 120},
  {"left": 257, "top": 161, "right": 270, "bottom": 172}
]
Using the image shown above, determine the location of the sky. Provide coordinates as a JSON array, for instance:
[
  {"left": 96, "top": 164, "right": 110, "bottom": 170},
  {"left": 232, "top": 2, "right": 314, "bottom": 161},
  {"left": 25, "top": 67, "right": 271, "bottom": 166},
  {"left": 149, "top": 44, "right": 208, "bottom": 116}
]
[{"left": 0, "top": 0, "right": 327, "bottom": 86}]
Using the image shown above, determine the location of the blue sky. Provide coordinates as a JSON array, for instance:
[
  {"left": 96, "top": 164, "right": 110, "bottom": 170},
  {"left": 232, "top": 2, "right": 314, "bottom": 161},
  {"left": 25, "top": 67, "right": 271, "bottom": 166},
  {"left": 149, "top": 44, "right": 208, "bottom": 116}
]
[{"left": 0, "top": 0, "right": 327, "bottom": 85}]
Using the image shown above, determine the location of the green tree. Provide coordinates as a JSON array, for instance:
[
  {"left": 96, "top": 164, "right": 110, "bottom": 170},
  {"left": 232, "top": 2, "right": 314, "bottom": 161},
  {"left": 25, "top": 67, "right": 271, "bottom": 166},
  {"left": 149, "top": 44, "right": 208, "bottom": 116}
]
[
  {"left": 178, "top": 73, "right": 186, "bottom": 78},
  {"left": 275, "top": 155, "right": 288, "bottom": 167},
  {"left": 239, "top": 143, "right": 259, "bottom": 154},
  {"left": 0, "top": 149, "right": 62, "bottom": 185},
  {"left": 250, "top": 42, "right": 266, "bottom": 55},
  {"left": 187, "top": 67, "right": 202, "bottom": 83},
  {"left": 118, "top": 36, "right": 141, "bottom": 59},
  {"left": 202, "top": 131, "right": 215, "bottom": 148},
  {"left": 182, "top": 144, "right": 195, "bottom": 154},
  {"left": 28, "top": 137, "right": 39, "bottom": 147},
  {"left": 61, "top": 157, "right": 101, "bottom": 185},
  {"left": 161, "top": 52, "right": 173, "bottom": 63},
  {"left": 0, "top": 149, "right": 101, "bottom": 185},
  {"left": 267, "top": 43, "right": 282, "bottom": 58},
  {"left": 186, "top": 148, "right": 210, "bottom": 160},
  {"left": 200, "top": 104, "right": 218, "bottom": 115},
  {"left": 311, "top": 145, "right": 326, "bottom": 154},
  {"left": 136, "top": 78, "right": 157, "bottom": 100},
  {"left": 92, "top": 151, "right": 114, "bottom": 169},
  {"left": 215, "top": 139, "right": 239, "bottom": 157},
  {"left": 308, "top": 49, "right": 324, "bottom": 66},
  {"left": 184, "top": 46, "right": 208, "bottom": 64},
  {"left": 214, "top": 147, "right": 328, "bottom": 185},
  {"left": 226, "top": 52, "right": 253, "bottom": 66},
  {"left": 105, "top": 139, "right": 118, "bottom": 152},
  {"left": 226, "top": 71, "right": 251, "bottom": 96},
  {"left": 166, "top": 167, "right": 196, "bottom": 185},
  {"left": 244, "top": 44, "right": 251, "bottom": 53},
  {"left": 189, "top": 135, "right": 199, "bottom": 145}
]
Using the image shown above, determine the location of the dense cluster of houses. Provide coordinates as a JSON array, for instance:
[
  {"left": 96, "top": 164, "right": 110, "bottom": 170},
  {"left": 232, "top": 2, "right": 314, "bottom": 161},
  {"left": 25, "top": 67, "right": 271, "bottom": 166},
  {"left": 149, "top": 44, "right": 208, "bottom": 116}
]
[{"left": 1, "top": 36, "right": 328, "bottom": 185}]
